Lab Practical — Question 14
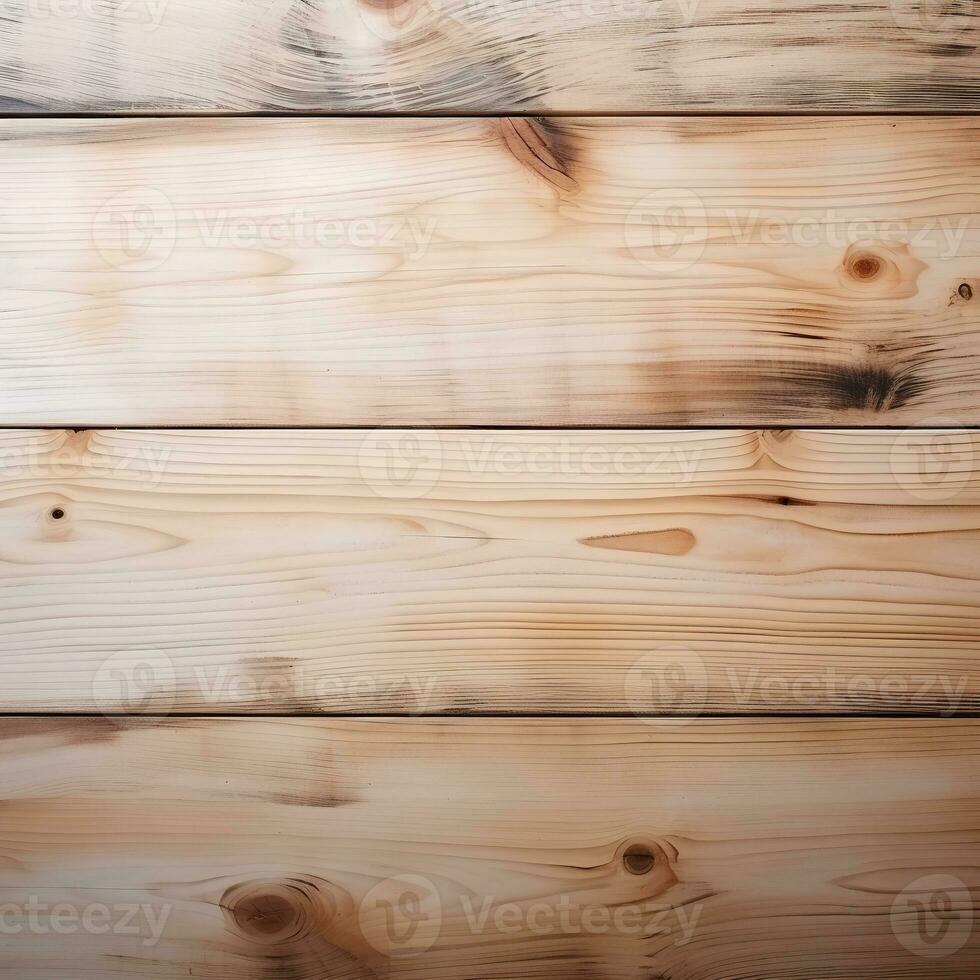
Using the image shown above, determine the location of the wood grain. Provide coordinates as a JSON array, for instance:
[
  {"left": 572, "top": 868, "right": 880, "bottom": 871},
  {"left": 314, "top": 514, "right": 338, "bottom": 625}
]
[
  {"left": 0, "top": 717, "right": 976, "bottom": 978},
  {"left": 0, "top": 0, "right": 978, "bottom": 112},
  {"left": 3, "top": 116, "right": 979, "bottom": 426},
  {"left": 2, "top": 427, "right": 979, "bottom": 714}
]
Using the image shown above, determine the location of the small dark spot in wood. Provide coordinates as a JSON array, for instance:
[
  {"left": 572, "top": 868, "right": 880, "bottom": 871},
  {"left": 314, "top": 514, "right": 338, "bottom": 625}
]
[
  {"left": 50, "top": 508, "right": 65, "bottom": 520},
  {"left": 623, "top": 843, "right": 657, "bottom": 875},
  {"left": 960, "top": 283, "right": 973, "bottom": 301},
  {"left": 734, "top": 494, "right": 817, "bottom": 507},
  {"left": 845, "top": 250, "right": 883, "bottom": 282}
]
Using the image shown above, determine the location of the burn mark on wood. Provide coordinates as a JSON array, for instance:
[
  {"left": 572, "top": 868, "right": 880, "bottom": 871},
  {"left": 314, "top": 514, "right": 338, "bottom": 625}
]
[
  {"left": 1, "top": 717, "right": 121, "bottom": 745},
  {"left": 498, "top": 117, "right": 577, "bottom": 192},
  {"left": 818, "top": 363, "right": 928, "bottom": 412},
  {"left": 740, "top": 360, "right": 931, "bottom": 414}
]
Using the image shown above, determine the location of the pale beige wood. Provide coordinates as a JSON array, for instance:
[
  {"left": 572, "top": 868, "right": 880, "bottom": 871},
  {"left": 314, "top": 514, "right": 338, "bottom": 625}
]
[
  {"left": 1, "top": 427, "right": 978, "bottom": 713},
  {"left": 0, "top": 717, "right": 976, "bottom": 979},
  {"left": 2, "top": 116, "right": 979, "bottom": 426},
  {"left": 0, "top": 0, "right": 978, "bottom": 112}
]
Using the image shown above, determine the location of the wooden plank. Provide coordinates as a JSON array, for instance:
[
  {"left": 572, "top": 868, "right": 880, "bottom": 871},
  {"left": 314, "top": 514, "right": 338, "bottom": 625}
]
[
  {"left": 0, "top": 717, "right": 976, "bottom": 978},
  {"left": 2, "top": 427, "right": 979, "bottom": 714},
  {"left": 0, "top": 0, "right": 978, "bottom": 112},
  {"left": 2, "top": 116, "right": 979, "bottom": 426}
]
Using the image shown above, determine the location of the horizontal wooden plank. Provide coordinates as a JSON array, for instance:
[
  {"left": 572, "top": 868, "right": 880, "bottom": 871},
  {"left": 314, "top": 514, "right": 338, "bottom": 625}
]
[
  {"left": 3, "top": 427, "right": 980, "bottom": 714},
  {"left": 3, "top": 116, "right": 979, "bottom": 426},
  {"left": 0, "top": 717, "right": 976, "bottom": 978},
  {"left": 0, "top": 0, "right": 978, "bottom": 112}
]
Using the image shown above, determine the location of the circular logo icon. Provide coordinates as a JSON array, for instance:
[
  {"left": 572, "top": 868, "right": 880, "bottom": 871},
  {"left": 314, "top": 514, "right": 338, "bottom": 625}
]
[
  {"left": 359, "top": 874, "right": 442, "bottom": 957},
  {"left": 625, "top": 188, "right": 707, "bottom": 273},
  {"left": 624, "top": 645, "right": 709, "bottom": 722},
  {"left": 358, "top": 427, "right": 443, "bottom": 499},
  {"left": 890, "top": 420, "right": 975, "bottom": 502},
  {"left": 891, "top": 873, "right": 973, "bottom": 958},
  {"left": 92, "top": 187, "right": 177, "bottom": 272},
  {"left": 92, "top": 649, "right": 176, "bottom": 724},
  {"left": 888, "top": 0, "right": 969, "bottom": 32},
  {"left": 353, "top": 0, "right": 445, "bottom": 44}
]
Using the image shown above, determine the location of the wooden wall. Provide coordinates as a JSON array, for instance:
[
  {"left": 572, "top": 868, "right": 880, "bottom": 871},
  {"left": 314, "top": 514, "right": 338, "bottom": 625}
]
[{"left": 0, "top": 1, "right": 978, "bottom": 977}]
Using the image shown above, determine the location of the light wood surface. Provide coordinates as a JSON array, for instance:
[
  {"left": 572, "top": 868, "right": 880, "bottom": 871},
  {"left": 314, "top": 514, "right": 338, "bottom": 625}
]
[
  {"left": 1, "top": 427, "right": 978, "bottom": 714},
  {"left": 3, "top": 116, "right": 979, "bottom": 426},
  {"left": 0, "top": 0, "right": 978, "bottom": 112},
  {"left": 0, "top": 717, "right": 976, "bottom": 979}
]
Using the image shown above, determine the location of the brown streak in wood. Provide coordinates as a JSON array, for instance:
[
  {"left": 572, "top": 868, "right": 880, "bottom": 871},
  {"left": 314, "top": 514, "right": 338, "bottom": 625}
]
[
  {"left": 497, "top": 117, "right": 577, "bottom": 193},
  {"left": 582, "top": 528, "right": 696, "bottom": 556}
]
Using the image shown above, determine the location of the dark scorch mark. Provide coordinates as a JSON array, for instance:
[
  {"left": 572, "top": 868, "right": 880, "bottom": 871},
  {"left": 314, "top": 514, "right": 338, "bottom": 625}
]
[{"left": 498, "top": 117, "right": 577, "bottom": 192}]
